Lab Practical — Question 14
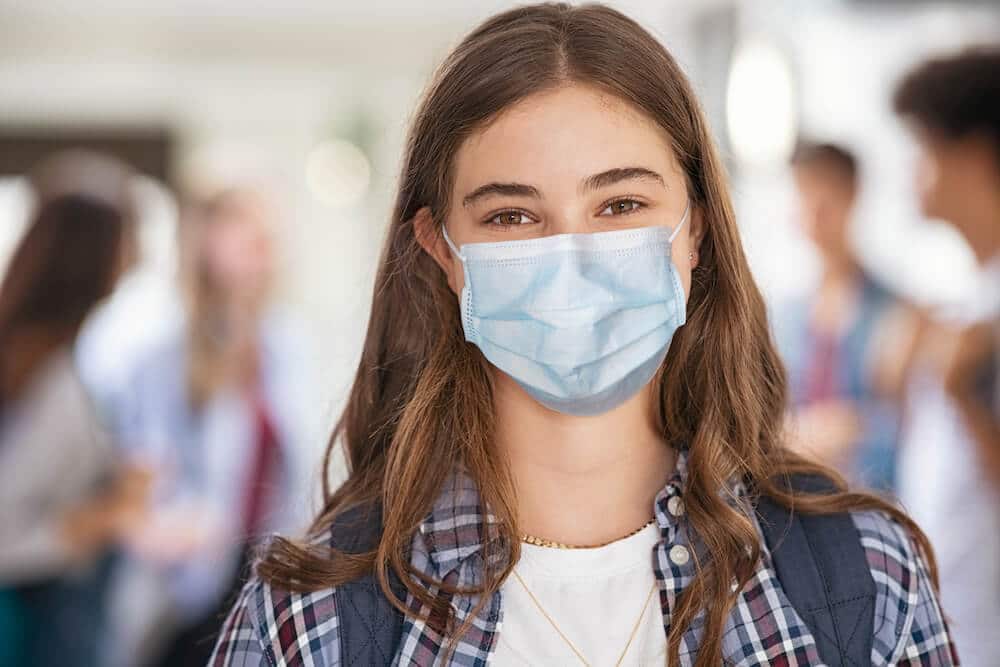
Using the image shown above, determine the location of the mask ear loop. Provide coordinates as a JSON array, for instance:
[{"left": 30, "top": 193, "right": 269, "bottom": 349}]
[
  {"left": 440, "top": 224, "right": 475, "bottom": 336},
  {"left": 668, "top": 201, "right": 691, "bottom": 244},
  {"left": 441, "top": 225, "right": 464, "bottom": 261}
]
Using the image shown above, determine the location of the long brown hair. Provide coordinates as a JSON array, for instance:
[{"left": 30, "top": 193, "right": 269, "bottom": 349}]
[
  {"left": 0, "top": 151, "right": 135, "bottom": 411},
  {"left": 259, "top": 4, "right": 937, "bottom": 663}
]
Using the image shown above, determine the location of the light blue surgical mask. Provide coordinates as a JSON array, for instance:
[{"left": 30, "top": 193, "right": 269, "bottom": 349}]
[{"left": 442, "top": 203, "right": 690, "bottom": 416}]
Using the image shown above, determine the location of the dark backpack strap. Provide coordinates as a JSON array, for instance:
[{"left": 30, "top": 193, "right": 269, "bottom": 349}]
[
  {"left": 329, "top": 505, "right": 405, "bottom": 666},
  {"left": 757, "top": 475, "right": 876, "bottom": 667}
]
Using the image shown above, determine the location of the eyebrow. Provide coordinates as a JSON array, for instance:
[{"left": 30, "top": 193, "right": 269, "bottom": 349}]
[
  {"left": 462, "top": 182, "right": 541, "bottom": 208},
  {"left": 582, "top": 167, "right": 665, "bottom": 192},
  {"left": 461, "top": 166, "right": 666, "bottom": 208}
]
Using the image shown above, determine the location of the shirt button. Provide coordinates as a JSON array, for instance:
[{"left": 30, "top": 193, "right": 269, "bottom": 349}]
[
  {"left": 667, "top": 496, "right": 684, "bottom": 517},
  {"left": 669, "top": 544, "right": 690, "bottom": 566}
]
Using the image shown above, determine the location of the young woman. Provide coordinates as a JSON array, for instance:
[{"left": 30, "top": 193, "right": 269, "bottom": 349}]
[
  {"left": 212, "top": 4, "right": 956, "bottom": 665},
  {"left": 0, "top": 151, "right": 149, "bottom": 667}
]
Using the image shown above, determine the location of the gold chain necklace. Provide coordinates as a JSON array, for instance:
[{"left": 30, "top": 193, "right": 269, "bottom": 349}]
[
  {"left": 512, "top": 570, "right": 657, "bottom": 667},
  {"left": 520, "top": 518, "right": 656, "bottom": 550}
]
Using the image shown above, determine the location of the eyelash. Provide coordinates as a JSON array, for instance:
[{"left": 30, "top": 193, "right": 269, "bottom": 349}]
[
  {"left": 482, "top": 197, "right": 647, "bottom": 227},
  {"left": 484, "top": 210, "right": 535, "bottom": 227},
  {"left": 599, "top": 197, "right": 646, "bottom": 217}
]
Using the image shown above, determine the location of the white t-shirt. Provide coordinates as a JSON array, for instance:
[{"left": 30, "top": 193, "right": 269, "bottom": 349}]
[
  {"left": 897, "top": 254, "right": 1000, "bottom": 667},
  {"left": 493, "top": 522, "right": 666, "bottom": 666}
]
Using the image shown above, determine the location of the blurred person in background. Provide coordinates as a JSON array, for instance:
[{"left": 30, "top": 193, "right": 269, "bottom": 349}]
[
  {"left": 776, "top": 142, "right": 901, "bottom": 492},
  {"left": 112, "top": 185, "right": 317, "bottom": 667},
  {"left": 0, "top": 151, "right": 151, "bottom": 667},
  {"left": 890, "top": 47, "right": 1000, "bottom": 667}
]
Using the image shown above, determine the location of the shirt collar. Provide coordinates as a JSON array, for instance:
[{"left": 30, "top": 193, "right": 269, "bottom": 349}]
[
  {"left": 418, "top": 471, "right": 498, "bottom": 577},
  {"left": 982, "top": 253, "right": 1000, "bottom": 299},
  {"left": 418, "top": 447, "right": 703, "bottom": 579},
  {"left": 965, "top": 253, "right": 1000, "bottom": 320},
  {"left": 654, "top": 446, "right": 689, "bottom": 532}
]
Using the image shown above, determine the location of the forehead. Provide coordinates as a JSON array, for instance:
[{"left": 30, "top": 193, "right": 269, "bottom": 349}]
[
  {"left": 793, "top": 163, "right": 854, "bottom": 194},
  {"left": 451, "top": 84, "right": 683, "bottom": 195},
  {"left": 210, "top": 192, "right": 275, "bottom": 230}
]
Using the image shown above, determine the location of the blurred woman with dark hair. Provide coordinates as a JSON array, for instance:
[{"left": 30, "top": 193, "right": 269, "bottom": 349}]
[{"left": 0, "top": 151, "right": 150, "bottom": 667}]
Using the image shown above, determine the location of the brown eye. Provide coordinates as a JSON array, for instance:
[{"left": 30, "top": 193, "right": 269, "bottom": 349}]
[
  {"left": 488, "top": 210, "right": 533, "bottom": 226},
  {"left": 600, "top": 199, "right": 643, "bottom": 216}
]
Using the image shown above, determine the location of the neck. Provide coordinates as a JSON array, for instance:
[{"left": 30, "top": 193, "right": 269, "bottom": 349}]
[
  {"left": 965, "top": 220, "right": 1000, "bottom": 266},
  {"left": 221, "top": 294, "right": 263, "bottom": 330},
  {"left": 820, "top": 254, "right": 859, "bottom": 287},
  {"left": 955, "top": 191, "right": 1000, "bottom": 265},
  {"left": 493, "top": 372, "right": 675, "bottom": 547}
]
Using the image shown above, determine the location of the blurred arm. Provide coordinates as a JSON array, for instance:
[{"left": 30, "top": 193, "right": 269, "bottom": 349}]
[
  {"left": 869, "top": 303, "right": 931, "bottom": 402},
  {"left": 953, "top": 396, "right": 1000, "bottom": 487},
  {"left": 945, "top": 322, "right": 1000, "bottom": 488},
  {"left": 0, "top": 376, "right": 106, "bottom": 582},
  {"left": 0, "top": 510, "right": 75, "bottom": 582}
]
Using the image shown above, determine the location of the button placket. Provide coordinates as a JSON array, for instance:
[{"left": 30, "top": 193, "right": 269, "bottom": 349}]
[
  {"left": 667, "top": 495, "right": 684, "bottom": 518},
  {"left": 658, "top": 486, "right": 693, "bottom": 570}
]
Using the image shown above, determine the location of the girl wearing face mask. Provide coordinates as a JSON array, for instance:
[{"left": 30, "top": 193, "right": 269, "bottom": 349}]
[{"left": 212, "top": 4, "right": 955, "bottom": 665}]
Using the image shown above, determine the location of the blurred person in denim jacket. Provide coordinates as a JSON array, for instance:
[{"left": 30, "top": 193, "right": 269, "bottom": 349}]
[
  {"left": 889, "top": 47, "right": 1000, "bottom": 667},
  {"left": 111, "top": 186, "right": 319, "bottom": 667},
  {"left": 775, "top": 142, "right": 901, "bottom": 492}
]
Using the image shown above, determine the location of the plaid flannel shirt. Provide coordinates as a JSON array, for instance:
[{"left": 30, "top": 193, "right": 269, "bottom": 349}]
[{"left": 211, "top": 451, "right": 957, "bottom": 666}]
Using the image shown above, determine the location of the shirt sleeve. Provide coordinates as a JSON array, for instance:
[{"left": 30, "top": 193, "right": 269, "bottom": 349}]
[
  {"left": 854, "top": 509, "right": 959, "bottom": 666},
  {"left": 0, "top": 358, "right": 109, "bottom": 582},
  {"left": 0, "top": 516, "right": 74, "bottom": 582},
  {"left": 896, "top": 546, "right": 960, "bottom": 666},
  {"left": 209, "top": 581, "right": 273, "bottom": 667}
]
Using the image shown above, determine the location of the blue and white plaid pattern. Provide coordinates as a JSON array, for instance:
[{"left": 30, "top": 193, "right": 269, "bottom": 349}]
[{"left": 211, "top": 452, "right": 958, "bottom": 666}]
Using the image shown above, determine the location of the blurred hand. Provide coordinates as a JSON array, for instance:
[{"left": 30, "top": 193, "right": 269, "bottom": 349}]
[
  {"left": 123, "top": 501, "right": 224, "bottom": 564},
  {"left": 59, "top": 463, "right": 154, "bottom": 561},
  {"left": 107, "top": 464, "right": 155, "bottom": 538},
  {"left": 786, "top": 400, "right": 864, "bottom": 469},
  {"left": 60, "top": 499, "right": 116, "bottom": 561}
]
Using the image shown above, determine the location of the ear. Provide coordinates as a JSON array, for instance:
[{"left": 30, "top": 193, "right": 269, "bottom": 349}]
[{"left": 412, "top": 206, "right": 460, "bottom": 293}]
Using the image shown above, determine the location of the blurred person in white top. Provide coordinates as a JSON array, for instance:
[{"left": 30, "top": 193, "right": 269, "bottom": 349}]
[
  {"left": 889, "top": 47, "right": 1000, "bottom": 667},
  {"left": 109, "top": 186, "right": 320, "bottom": 667},
  {"left": 0, "top": 151, "right": 151, "bottom": 667}
]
